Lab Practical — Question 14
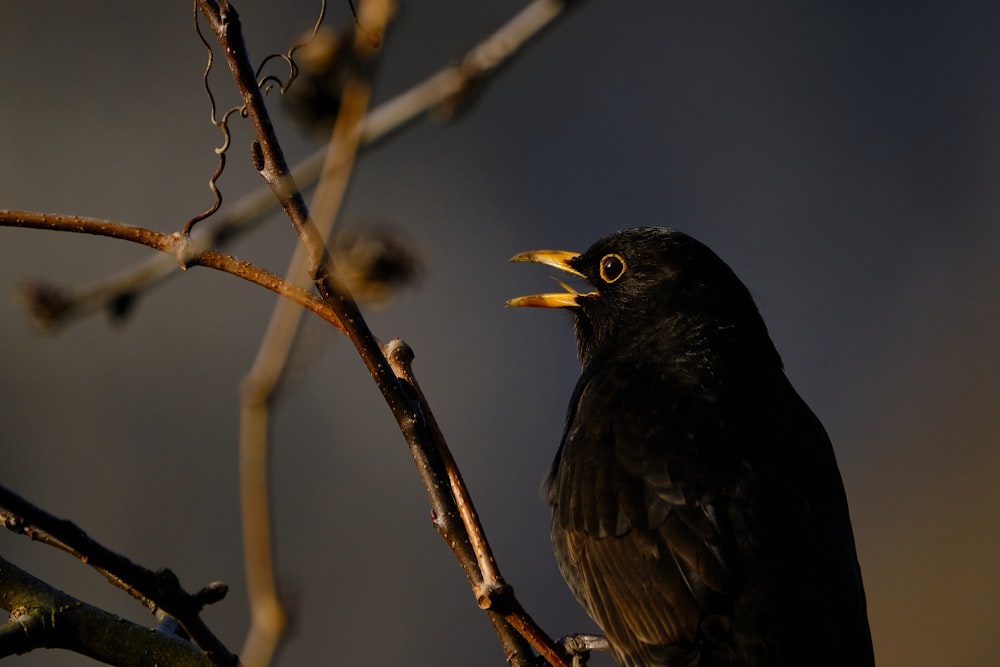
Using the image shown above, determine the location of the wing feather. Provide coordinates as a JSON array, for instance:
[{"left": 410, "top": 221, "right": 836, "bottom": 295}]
[{"left": 548, "top": 363, "right": 735, "bottom": 665}]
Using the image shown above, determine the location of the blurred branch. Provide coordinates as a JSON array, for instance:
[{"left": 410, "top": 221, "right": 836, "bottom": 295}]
[
  {"left": 5, "top": 1, "right": 585, "bottom": 665},
  {"left": 236, "top": 0, "right": 390, "bottom": 664},
  {"left": 197, "top": 0, "right": 573, "bottom": 664},
  {"left": 0, "top": 484, "right": 237, "bottom": 666},
  {"left": 384, "top": 0, "right": 573, "bottom": 122},
  {"left": 16, "top": 0, "right": 579, "bottom": 333}
]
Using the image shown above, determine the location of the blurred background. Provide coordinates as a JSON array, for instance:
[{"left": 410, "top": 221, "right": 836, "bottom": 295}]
[{"left": 2, "top": 2, "right": 999, "bottom": 665}]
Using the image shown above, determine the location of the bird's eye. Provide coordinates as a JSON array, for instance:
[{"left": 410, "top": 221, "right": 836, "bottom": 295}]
[{"left": 599, "top": 253, "right": 626, "bottom": 283}]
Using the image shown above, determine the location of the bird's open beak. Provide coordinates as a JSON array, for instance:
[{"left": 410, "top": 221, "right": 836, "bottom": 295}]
[{"left": 506, "top": 249, "right": 591, "bottom": 308}]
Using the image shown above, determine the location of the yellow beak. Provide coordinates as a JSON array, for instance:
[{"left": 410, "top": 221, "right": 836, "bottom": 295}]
[{"left": 506, "top": 249, "right": 592, "bottom": 308}]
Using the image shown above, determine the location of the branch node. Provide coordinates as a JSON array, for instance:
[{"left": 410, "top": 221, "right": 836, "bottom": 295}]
[
  {"left": 475, "top": 582, "right": 515, "bottom": 612},
  {"left": 555, "top": 633, "right": 609, "bottom": 667},
  {"left": 172, "top": 232, "right": 201, "bottom": 270},
  {"left": 195, "top": 581, "right": 229, "bottom": 608},
  {"left": 383, "top": 337, "right": 414, "bottom": 367}
]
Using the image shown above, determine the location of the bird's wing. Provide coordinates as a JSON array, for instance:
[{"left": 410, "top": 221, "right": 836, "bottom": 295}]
[{"left": 548, "top": 362, "right": 738, "bottom": 664}]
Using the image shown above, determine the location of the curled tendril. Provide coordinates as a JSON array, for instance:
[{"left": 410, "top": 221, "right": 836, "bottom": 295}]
[
  {"left": 255, "top": 0, "right": 327, "bottom": 95},
  {"left": 184, "top": 2, "right": 243, "bottom": 235},
  {"left": 256, "top": 72, "right": 287, "bottom": 98},
  {"left": 291, "top": 0, "right": 329, "bottom": 59},
  {"left": 184, "top": 0, "right": 328, "bottom": 235}
]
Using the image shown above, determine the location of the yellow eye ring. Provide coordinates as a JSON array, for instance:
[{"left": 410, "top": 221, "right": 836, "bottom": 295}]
[{"left": 599, "top": 253, "right": 626, "bottom": 283}]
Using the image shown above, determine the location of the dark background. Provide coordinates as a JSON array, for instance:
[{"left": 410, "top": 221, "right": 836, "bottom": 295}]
[{"left": 2, "top": 2, "right": 999, "bottom": 665}]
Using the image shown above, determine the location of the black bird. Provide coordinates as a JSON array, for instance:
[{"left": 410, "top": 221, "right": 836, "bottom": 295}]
[{"left": 508, "top": 228, "right": 874, "bottom": 667}]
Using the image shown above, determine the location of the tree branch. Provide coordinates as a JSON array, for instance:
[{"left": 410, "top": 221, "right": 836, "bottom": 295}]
[
  {"left": 17, "top": 0, "right": 580, "bottom": 333},
  {"left": 0, "top": 553, "right": 215, "bottom": 666},
  {"left": 0, "top": 209, "right": 346, "bottom": 335},
  {"left": 193, "top": 2, "right": 578, "bottom": 664},
  {"left": 0, "top": 485, "right": 238, "bottom": 665},
  {"left": 384, "top": 340, "right": 572, "bottom": 667},
  {"left": 4, "top": 2, "right": 587, "bottom": 665}
]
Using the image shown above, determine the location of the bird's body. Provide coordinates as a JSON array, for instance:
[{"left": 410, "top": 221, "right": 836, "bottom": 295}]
[{"left": 509, "top": 228, "right": 874, "bottom": 667}]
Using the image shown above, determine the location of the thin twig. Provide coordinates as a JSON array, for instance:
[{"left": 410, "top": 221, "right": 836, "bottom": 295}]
[
  {"left": 196, "top": 0, "right": 415, "bottom": 433},
  {"left": 196, "top": 0, "right": 573, "bottom": 664},
  {"left": 1, "top": 510, "right": 161, "bottom": 614},
  {"left": 17, "top": 0, "right": 579, "bottom": 332},
  {"left": 383, "top": 340, "right": 571, "bottom": 667},
  {"left": 6, "top": 1, "right": 583, "bottom": 664},
  {"left": 0, "top": 209, "right": 346, "bottom": 334}
]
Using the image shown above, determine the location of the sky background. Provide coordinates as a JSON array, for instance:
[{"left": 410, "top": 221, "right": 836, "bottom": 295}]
[{"left": 2, "top": 2, "right": 1000, "bottom": 666}]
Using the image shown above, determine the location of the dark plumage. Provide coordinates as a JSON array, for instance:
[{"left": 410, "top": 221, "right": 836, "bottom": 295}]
[{"left": 508, "top": 228, "right": 874, "bottom": 667}]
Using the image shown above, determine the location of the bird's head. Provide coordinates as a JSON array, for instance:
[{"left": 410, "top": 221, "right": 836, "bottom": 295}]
[{"left": 508, "top": 227, "right": 781, "bottom": 373}]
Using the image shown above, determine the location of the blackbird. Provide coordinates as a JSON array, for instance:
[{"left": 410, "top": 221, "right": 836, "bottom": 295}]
[{"left": 508, "top": 228, "right": 874, "bottom": 667}]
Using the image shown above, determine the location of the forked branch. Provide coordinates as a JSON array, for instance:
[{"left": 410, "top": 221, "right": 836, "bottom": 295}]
[
  {"left": 18, "top": 0, "right": 579, "bottom": 333},
  {"left": 195, "top": 0, "right": 573, "bottom": 664},
  {"left": 0, "top": 485, "right": 237, "bottom": 666},
  {"left": 0, "top": 210, "right": 345, "bottom": 334},
  {"left": 3, "top": 1, "right": 587, "bottom": 665}
]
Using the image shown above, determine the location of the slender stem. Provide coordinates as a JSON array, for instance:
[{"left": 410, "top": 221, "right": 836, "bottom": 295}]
[
  {"left": 237, "top": 11, "right": 382, "bottom": 666},
  {"left": 383, "top": 341, "right": 570, "bottom": 667},
  {"left": 2, "top": 510, "right": 159, "bottom": 613},
  {"left": 195, "top": 0, "right": 405, "bottom": 415},
  {"left": 0, "top": 210, "right": 345, "bottom": 333}
]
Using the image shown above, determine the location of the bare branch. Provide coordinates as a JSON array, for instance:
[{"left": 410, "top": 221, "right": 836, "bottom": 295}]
[
  {"left": 0, "top": 553, "right": 215, "bottom": 665},
  {"left": 195, "top": 0, "right": 322, "bottom": 264},
  {"left": 383, "top": 340, "right": 572, "bottom": 667},
  {"left": 237, "top": 2, "right": 389, "bottom": 662},
  {"left": 0, "top": 209, "right": 346, "bottom": 334},
  {"left": 5, "top": 2, "right": 587, "bottom": 665},
  {"left": 2, "top": 510, "right": 159, "bottom": 613},
  {"left": 0, "top": 485, "right": 238, "bottom": 666},
  {"left": 17, "top": 0, "right": 580, "bottom": 332},
  {"left": 193, "top": 1, "right": 575, "bottom": 663}
]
